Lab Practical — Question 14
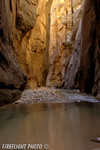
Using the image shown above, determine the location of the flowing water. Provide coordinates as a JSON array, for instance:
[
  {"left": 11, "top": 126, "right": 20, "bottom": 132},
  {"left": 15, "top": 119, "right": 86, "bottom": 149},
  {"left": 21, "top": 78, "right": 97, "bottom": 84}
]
[{"left": 0, "top": 90, "right": 100, "bottom": 150}]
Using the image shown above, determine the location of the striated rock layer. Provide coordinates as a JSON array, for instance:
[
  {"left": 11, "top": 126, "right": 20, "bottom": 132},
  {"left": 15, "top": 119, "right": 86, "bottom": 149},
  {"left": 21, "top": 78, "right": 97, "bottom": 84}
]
[
  {"left": 64, "top": 0, "right": 100, "bottom": 97},
  {"left": 91, "top": 0, "right": 100, "bottom": 97},
  {"left": 64, "top": 19, "right": 82, "bottom": 89},
  {"left": 79, "top": 0, "right": 100, "bottom": 96},
  {"left": 1, "top": 0, "right": 100, "bottom": 105},
  {"left": 0, "top": 0, "right": 28, "bottom": 105},
  {"left": 79, "top": 0, "right": 96, "bottom": 94},
  {"left": 0, "top": 0, "right": 53, "bottom": 105},
  {"left": 16, "top": 0, "right": 53, "bottom": 88},
  {"left": 1, "top": 0, "right": 53, "bottom": 90},
  {"left": 46, "top": 0, "right": 83, "bottom": 87}
]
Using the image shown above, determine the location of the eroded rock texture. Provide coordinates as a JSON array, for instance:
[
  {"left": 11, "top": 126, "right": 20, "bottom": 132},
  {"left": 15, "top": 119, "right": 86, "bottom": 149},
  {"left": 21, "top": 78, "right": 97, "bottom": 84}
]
[
  {"left": 64, "top": 19, "right": 82, "bottom": 89},
  {"left": 18, "top": 0, "right": 53, "bottom": 88},
  {"left": 79, "top": 0, "right": 96, "bottom": 94},
  {"left": 0, "top": 0, "right": 53, "bottom": 105},
  {"left": 46, "top": 0, "right": 83, "bottom": 87},
  {"left": 0, "top": 0, "right": 28, "bottom": 105},
  {"left": 0, "top": 0, "right": 53, "bottom": 90},
  {"left": 1, "top": 0, "right": 100, "bottom": 105},
  {"left": 77, "top": 0, "right": 100, "bottom": 96},
  {"left": 64, "top": 0, "right": 100, "bottom": 97},
  {"left": 91, "top": 0, "right": 100, "bottom": 97}
]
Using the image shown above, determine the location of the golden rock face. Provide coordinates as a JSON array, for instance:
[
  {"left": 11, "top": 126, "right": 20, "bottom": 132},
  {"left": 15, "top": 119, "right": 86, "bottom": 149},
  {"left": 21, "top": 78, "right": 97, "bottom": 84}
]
[
  {"left": 1, "top": 0, "right": 83, "bottom": 89},
  {"left": 46, "top": 0, "right": 84, "bottom": 87},
  {"left": 16, "top": 0, "right": 38, "bottom": 34},
  {"left": 1, "top": 0, "right": 53, "bottom": 88},
  {"left": 18, "top": 0, "right": 53, "bottom": 88}
]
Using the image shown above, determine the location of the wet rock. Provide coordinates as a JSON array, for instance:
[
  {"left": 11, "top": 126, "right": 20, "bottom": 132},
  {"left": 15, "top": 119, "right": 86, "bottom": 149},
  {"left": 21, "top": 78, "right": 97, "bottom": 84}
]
[
  {"left": 15, "top": 88, "right": 99, "bottom": 104},
  {"left": 14, "top": 101, "right": 20, "bottom": 104},
  {"left": 96, "top": 94, "right": 100, "bottom": 101},
  {"left": 0, "top": 89, "right": 22, "bottom": 106},
  {"left": 91, "top": 138, "right": 100, "bottom": 143}
]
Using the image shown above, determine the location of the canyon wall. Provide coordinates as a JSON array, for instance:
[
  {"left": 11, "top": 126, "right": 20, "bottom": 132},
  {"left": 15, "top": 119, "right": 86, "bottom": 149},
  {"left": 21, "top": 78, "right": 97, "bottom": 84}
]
[
  {"left": 80, "top": 0, "right": 100, "bottom": 97},
  {"left": 64, "top": 19, "right": 82, "bottom": 89},
  {"left": 16, "top": 0, "right": 53, "bottom": 88},
  {"left": 1, "top": 0, "right": 100, "bottom": 105},
  {"left": 64, "top": 0, "right": 100, "bottom": 98},
  {"left": 46, "top": 0, "right": 83, "bottom": 87},
  {"left": 0, "top": 0, "right": 28, "bottom": 105},
  {"left": 79, "top": 0, "right": 96, "bottom": 94},
  {"left": 0, "top": 0, "right": 53, "bottom": 89},
  {"left": 0, "top": 0, "right": 53, "bottom": 105},
  {"left": 91, "top": 0, "right": 100, "bottom": 98}
]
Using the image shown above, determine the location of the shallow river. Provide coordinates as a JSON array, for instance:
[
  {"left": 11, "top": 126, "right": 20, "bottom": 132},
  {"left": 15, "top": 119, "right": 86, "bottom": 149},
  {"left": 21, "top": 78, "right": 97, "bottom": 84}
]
[{"left": 0, "top": 91, "right": 100, "bottom": 150}]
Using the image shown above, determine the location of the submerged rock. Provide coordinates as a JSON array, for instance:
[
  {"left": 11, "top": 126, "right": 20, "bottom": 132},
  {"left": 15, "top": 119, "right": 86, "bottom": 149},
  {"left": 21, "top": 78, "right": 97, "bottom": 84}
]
[{"left": 91, "top": 138, "right": 100, "bottom": 143}]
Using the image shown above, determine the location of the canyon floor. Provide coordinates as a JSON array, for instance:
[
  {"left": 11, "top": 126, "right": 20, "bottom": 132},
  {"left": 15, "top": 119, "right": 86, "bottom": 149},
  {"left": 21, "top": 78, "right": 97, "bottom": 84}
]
[{"left": 14, "top": 87, "right": 100, "bottom": 104}]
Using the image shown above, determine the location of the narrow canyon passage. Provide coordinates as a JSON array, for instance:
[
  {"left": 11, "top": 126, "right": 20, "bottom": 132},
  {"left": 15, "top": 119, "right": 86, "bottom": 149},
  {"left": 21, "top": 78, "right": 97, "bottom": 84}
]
[
  {"left": 1, "top": 0, "right": 100, "bottom": 104},
  {"left": 0, "top": 0, "right": 100, "bottom": 149}
]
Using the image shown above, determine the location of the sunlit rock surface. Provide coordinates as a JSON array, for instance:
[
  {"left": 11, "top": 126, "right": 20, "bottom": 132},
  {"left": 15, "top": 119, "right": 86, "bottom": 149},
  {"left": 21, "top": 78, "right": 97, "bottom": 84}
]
[
  {"left": 46, "top": 0, "right": 83, "bottom": 87},
  {"left": 0, "top": 0, "right": 100, "bottom": 106},
  {"left": 1, "top": 0, "right": 53, "bottom": 89},
  {"left": 16, "top": 0, "right": 37, "bottom": 35},
  {"left": 18, "top": 0, "right": 53, "bottom": 88}
]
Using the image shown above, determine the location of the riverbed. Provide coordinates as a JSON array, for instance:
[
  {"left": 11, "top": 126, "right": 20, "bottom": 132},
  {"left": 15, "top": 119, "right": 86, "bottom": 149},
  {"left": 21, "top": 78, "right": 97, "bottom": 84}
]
[{"left": 0, "top": 89, "right": 100, "bottom": 150}]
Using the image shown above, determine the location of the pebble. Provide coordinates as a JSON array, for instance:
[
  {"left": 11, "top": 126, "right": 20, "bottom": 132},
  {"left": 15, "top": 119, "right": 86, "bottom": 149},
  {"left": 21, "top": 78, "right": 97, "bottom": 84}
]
[
  {"left": 14, "top": 88, "right": 99, "bottom": 104},
  {"left": 14, "top": 87, "right": 60, "bottom": 104}
]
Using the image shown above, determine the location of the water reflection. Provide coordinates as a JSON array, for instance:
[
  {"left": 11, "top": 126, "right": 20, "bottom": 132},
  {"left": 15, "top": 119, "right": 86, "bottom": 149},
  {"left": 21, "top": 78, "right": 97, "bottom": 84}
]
[{"left": 0, "top": 103, "right": 100, "bottom": 150}]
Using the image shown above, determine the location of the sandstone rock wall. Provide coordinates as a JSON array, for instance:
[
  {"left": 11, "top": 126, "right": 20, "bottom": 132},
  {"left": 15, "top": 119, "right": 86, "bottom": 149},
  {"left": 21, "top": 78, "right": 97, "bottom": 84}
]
[
  {"left": 64, "top": 0, "right": 100, "bottom": 97},
  {"left": 0, "top": 0, "right": 53, "bottom": 89},
  {"left": 1, "top": 0, "right": 100, "bottom": 105},
  {"left": 79, "top": 0, "right": 96, "bottom": 94},
  {"left": 64, "top": 19, "right": 82, "bottom": 89},
  {"left": 0, "top": 0, "right": 54, "bottom": 105},
  {"left": 79, "top": 0, "right": 100, "bottom": 97},
  {"left": 0, "top": 1, "right": 29, "bottom": 87},
  {"left": 46, "top": 0, "right": 83, "bottom": 87},
  {"left": 0, "top": 0, "right": 28, "bottom": 105},
  {"left": 17, "top": 0, "right": 53, "bottom": 88},
  {"left": 91, "top": 0, "right": 100, "bottom": 97}
]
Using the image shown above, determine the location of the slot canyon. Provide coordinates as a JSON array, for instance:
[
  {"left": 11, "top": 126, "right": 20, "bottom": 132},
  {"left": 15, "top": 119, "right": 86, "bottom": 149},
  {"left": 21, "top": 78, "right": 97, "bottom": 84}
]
[
  {"left": 1, "top": 1, "right": 100, "bottom": 150},
  {"left": 0, "top": 0, "right": 100, "bottom": 105}
]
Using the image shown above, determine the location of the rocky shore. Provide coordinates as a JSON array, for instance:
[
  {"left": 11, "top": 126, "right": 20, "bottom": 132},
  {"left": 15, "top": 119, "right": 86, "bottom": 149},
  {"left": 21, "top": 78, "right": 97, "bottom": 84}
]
[
  {"left": 14, "top": 87, "right": 100, "bottom": 104},
  {"left": 14, "top": 87, "right": 60, "bottom": 104}
]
